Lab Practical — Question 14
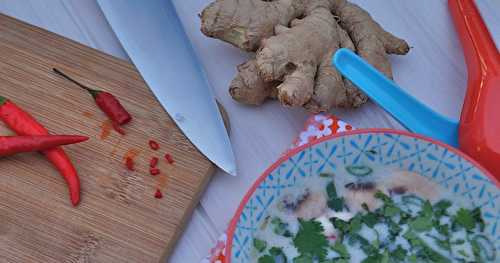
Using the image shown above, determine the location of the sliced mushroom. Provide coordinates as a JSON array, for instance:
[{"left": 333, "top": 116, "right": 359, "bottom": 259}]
[
  {"left": 344, "top": 188, "right": 382, "bottom": 212},
  {"left": 294, "top": 191, "right": 327, "bottom": 220},
  {"left": 279, "top": 188, "right": 310, "bottom": 211},
  {"left": 382, "top": 171, "right": 440, "bottom": 201},
  {"left": 342, "top": 180, "right": 384, "bottom": 212}
]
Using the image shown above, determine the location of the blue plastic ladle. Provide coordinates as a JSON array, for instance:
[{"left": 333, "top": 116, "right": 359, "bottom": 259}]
[{"left": 333, "top": 48, "right": 460, "bottom": 147}]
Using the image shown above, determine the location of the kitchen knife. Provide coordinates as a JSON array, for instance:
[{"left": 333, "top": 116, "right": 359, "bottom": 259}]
[{"left": 97, "top": 0, "right": 236, "bottom": 176}]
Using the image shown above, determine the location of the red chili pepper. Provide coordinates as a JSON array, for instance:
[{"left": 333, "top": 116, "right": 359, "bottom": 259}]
[
  {"left": 0, "top": 135, "right": 88, "bottom": 157},
  {"left": 154, "top": 189, "right": 163, "bottom": 199},
  {"left": 53, "top": 68, "right": 132, "bottom": 125},
  {"left": 125, "top": 157, "right": 135, "bottom": 171},
  {"left": 111, "top": 121, "right": 126, "bottom": 135},
  {"left": 150, "top": 157, "right": 159, "bottom": 168},
  {"left": 150, "top": 168, "right": 160, "bottom": 176},
  {"left": 149, "top": 140, "right": 159, "bottom": 151},
  {"left": 0, "top": 96, "right": 81, "bottom": 206},
  {"left": 164, "top": 153, "right": 174, "bottom": 164}
]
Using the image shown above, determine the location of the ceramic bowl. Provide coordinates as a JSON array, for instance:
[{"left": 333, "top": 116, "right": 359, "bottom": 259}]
[{"left": 226, "top": 129, "right": 499, "bottom": 263}]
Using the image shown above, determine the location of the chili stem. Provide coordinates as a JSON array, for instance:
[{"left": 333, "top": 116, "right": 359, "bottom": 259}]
[
  {"left": 0, "top": 95, "right": 7, "bottom": 106},
  {"left": 53, "top": 68, "right": 99, "bottom": 97}
]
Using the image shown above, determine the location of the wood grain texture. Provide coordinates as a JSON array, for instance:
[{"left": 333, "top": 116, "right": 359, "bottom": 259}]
[{"left": 0, "top": 13, "right": 214, "bottom": 263}]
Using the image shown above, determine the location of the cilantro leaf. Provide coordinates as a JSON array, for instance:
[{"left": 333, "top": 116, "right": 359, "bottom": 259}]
[
  {"left": 349, "top": 214, "right": 362, "bottom": 233},
  {"left": 409, "top": 214, "right": 433, "bottom": 232},
  {"left": 269, "top": 247, "right": 285, "bottom": 257},
  {"left": 258, "top": 247, "right": 286, "bottom": 263},
  {"left": 349, "top": 234, "right": 378, "bottom": 256},
  {"left": 403, "top": 230, "right": 451, "bottom": 263},
  {"left": 426, "top": 234, "right": 451, "bottom": 251},
  {"left": 326, "top": 182, "right": 344, "bottom": 211},
  {"left": 328, "top": 197, "right": 345, "bottom": 212},
  {"left": 361, "top": 253, "right": 383, "bottom": 263},
  {"left": 361, "top": 212, "right": 379, "bottom": 227},
  {"left": 254, "top": 238, "right": 267, "bottom": 253},
  {"left": 331, "top": 242, "right": 350, "bottom": 259},
  {"left": 453, "top": 208, "right": 476, "bottom": 231},
  {"left": 331, "top": 218, "right": 349, "bottom": 237},
  {"left": 293, "top": 254, "right": 311, "bottom": 263},
  {"left": 374, "top": 191, "right": 391, "bottom": 203},
  {"left": 457, "top": 249, "right": 470, "bottom": 258},
  {"left": 436, "top": 224, "right": 450, "bottom": 237},
  {"left": 326, "top": 182, "right": 338, "bottom": 198},
  {"left": 390, "top": 246, "right": 407, "bottom": 261},
  {"left": 472, "top": 207, "right": 486, "bottom": 232},
  {"left": 433, "top": 200, "right": 452, "bottom": 218},
  {"left": 293, "top": 219, "right": 328, "bottom": 261},
  {"left": 422, "top": 200, "right": 433, "bottom": 216},
  {"left": 258, "top": 255, "right": 275, "bottom": 263},
  {"left": 386, "top": 219, "right": 401, "bottom": 240},
  {"left": 402, "top": 195, "right": 425, "bottom": 207},
  {"left": 381, "top": 249, "right": 390, "bottom": 263},
  {"left": 384, "top": 205, "right": 400, "bottom": 217}
]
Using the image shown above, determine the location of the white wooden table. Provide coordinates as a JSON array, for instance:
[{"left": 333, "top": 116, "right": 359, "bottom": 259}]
[{"left": 0, "top": 0, "right": 498, "bottom": 262}]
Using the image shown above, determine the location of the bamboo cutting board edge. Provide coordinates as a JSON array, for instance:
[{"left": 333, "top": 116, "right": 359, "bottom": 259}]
[{"left": 0, "top": 13, "right": 216, "bottom": 263}]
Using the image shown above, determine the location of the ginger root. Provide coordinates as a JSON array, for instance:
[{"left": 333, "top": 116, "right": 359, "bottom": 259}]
[{"left": 201, "top": 0, "right": 409, "bottom": 112}]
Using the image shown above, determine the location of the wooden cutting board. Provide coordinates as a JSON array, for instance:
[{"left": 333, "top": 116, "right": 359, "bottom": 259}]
[{"left": 0, "top": 14, "right": 216, "bottom": 262}]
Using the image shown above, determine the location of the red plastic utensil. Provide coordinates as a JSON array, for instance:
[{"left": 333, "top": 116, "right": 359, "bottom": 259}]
[{"left": 449, "top": 0, "right": 500, "bottom": 177}]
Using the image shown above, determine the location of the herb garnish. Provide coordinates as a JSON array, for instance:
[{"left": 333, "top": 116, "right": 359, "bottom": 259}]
[
  {"left": 254, "top": 180, "right": 495, "bottom": 262},
  {"left": 293, "top": 219, "right": 329, "bottom": 261}
]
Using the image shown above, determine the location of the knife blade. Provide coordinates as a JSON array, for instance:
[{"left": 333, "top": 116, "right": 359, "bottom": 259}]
[
  {"left": 97, "top": 0, "right": 236, "bottom": 176},
  {"left": 476, "top": 0, "right": 500, "bottom": 50}
]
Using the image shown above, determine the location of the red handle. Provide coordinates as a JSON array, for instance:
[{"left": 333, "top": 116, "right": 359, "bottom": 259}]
[{"left": 449, "top": 0, "right": 500, "bottom": 176}]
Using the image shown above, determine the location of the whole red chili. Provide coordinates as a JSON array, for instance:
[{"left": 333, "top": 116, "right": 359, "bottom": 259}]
[
  {"left": 149, "top": 140, "right": 159, "bottom": 151},
  {"left": 154, "top": 189, "right": 163, "bottom": 199},
  {"left": 53, "top": 68, "right": 132, "bottom": 126},
  {"left": 125, "top": 157, "right": 135, "bottom": 171},
  {"left": 150, "top": 157, "right": 159, "bottom": 168},
  {"left": 112, "top": 121, "right": 126, "bottom": 135},
  {"left": 0, "top": 135, "right": 88, "bottom": 157},
  {"left": 164, "top": 153, "right": 174, "bottom": 164},
  {"left": 0, "top": 96, "right": 81, "bottom": 206},
  {"left": 150, "top": 168, "right": 160, "bottom": 176}
]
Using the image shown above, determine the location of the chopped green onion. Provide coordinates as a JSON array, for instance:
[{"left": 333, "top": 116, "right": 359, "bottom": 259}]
[{"left": 345, "top": 165, "right": 373, "bottom": 177}]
